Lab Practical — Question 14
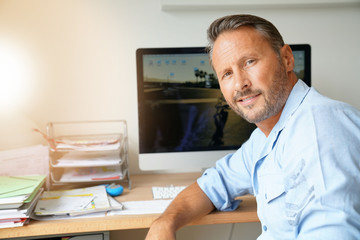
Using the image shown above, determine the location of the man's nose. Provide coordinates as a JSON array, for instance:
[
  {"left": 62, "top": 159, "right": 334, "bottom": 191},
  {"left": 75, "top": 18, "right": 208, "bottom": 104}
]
[{"left": 234, "top": 70, "right": 251, "bottom": 91}]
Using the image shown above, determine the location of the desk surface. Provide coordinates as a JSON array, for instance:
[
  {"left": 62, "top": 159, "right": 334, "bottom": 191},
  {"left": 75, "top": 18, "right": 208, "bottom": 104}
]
[{"left": 0, "top": 172, "right": 258, "bottom": 239}]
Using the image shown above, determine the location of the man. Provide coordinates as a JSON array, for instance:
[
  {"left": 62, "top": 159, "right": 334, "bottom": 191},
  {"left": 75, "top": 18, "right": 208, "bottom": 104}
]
[{"left": 146, "top": 14, "right": 360, "bottom": 239}]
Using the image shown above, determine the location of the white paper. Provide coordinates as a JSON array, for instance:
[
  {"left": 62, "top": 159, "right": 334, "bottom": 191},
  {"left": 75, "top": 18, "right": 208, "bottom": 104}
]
[
  {"left": 60, "top": 166, "right": 123, "bottom": 182},
  {"left": 108, "top": 196, "right": 124, "bottom": 210},
  {"left": 0, "top": 145, "right": 49, "bottom": 176},
  {"left": 31, "top": 211, "right": 106, "bottom": 221},
  {"left": 55, "top": 141, "right": 120, "bottom": 151},
  {"left": 0, "top": 189, "right": 42, "bottom": 218},
  {"left": 30, "top": 195, "right": 122, "bottom": 221},
  {"left": 36, "top": 195, "right": 95, "bottom": 215},
  {"left": 0, "top": 220, "right": 26, "bottom": 229},
  {"left": 55, "top": 151, "right": 121, "bottom": 167},
  {"left": 35, "top": 185, "right": 110, "bottom": 216},
  {"left": 107, "top": 200, "right": 172, "bottom": 216},
  {"left": 0, "top": 195, "right": 27, "bottom": 205}
]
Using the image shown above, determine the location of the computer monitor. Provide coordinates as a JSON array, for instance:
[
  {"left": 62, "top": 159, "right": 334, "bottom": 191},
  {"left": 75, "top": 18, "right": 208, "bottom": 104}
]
[{"left": 136, "top": 44, "right": 311, "bottom": 171}]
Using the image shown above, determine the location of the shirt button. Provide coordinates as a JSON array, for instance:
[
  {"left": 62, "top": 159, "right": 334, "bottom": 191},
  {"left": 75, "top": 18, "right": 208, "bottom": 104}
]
[
  {"left": 263, "top": 225, "right": 268, "bottom": 231},
  {"left": 265, "top": 193, "right": 267, "bottom": 199}
]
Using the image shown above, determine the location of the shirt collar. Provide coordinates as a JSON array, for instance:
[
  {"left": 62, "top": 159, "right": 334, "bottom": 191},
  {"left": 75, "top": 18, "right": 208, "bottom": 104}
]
[
  {"left": 250, "top": 80, "right": 311, "bottom": 160},
  {"left": 272, "top": 79, "right": 311, "bottom": 134}
]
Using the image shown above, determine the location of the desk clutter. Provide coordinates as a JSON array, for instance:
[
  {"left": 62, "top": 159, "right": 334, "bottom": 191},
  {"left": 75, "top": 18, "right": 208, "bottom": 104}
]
[
  {"left": 0, "top": 169, "right": 185, "bottom": 230},
  {"left": 0, "top": 120, "right": 193, "bottom": 231},
  {"left": 0, "top": 173, "right": 174, "bottom": 229},
  {"left": 0, "top": 175, "right": 125, "bottom": 228},
  {"left": 36, "top": 120, "right": 131, "bottom": 189},
  {"left": 0, "top": 120, "right": 132, "bottom": 229},
  {"left": 32, "top": 185, "right": 124, "bottom": 221},
  {"left": 0, "top": 175, "right": 45, "bottom": 229}
]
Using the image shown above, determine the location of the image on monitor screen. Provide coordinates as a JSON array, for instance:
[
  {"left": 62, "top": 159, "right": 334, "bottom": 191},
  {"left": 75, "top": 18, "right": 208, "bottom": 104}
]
[{"left": 136, "top": 45, "right": 311, "bottom": 170}]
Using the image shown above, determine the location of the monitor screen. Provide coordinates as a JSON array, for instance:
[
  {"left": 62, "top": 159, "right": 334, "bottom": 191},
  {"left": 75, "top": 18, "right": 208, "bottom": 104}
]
[{"left": 136, "top": 45, "right": 311, "bottom": 171}]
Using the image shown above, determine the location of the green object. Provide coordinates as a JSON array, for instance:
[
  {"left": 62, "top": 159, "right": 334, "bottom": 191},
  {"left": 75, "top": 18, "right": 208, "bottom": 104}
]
[{"left": 0, "top": 175, "right": 46, "bottom": 200}]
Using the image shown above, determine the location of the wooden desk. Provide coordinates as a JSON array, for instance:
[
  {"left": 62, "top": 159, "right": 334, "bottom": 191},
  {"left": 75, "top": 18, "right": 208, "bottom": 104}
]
[{"left": 0, "top": 172, "right": 259, "bottom": 239}]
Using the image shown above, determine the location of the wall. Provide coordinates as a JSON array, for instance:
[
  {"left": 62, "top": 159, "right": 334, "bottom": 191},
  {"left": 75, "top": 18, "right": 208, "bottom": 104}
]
[
  {"left": 0, "top": 0, "right": 360, "bottom": 172},
  {"left": 0, "top": 0, "right": 359, "bottom": 173},
  {"left": 0, "top": 0, "right": 359, "bottom": 239}
]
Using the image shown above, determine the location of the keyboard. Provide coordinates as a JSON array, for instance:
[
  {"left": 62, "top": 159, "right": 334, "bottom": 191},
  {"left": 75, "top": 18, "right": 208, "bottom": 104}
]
[{"left": 152, "top": 185, "right": 187, "bottom": 199}]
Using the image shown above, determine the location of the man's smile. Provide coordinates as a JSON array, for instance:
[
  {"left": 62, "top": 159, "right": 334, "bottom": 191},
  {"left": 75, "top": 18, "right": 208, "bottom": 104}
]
[{"left": 237, "top": 93, "right": 261, "bottom": 106}]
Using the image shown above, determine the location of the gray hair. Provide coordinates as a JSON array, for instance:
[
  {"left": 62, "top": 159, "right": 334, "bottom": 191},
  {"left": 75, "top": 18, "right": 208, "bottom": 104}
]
[{"left": 206, "top": 14, "right": 285, "bottom": 60}]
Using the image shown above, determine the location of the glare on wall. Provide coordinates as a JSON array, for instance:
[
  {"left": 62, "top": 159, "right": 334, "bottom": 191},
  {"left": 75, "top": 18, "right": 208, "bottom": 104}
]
[{"left": 0, "top": 38, "right": 35, "bottom": 112}]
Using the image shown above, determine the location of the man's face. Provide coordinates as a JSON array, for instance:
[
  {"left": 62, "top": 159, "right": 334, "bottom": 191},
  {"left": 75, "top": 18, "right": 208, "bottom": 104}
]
[{"left": 212, "top": 27, "right": 292, "bottom": 124}]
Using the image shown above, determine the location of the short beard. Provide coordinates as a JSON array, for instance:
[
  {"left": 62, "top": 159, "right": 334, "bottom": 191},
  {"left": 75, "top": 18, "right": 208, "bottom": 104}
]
[{"left": 229, "top": 61, "right": 290, "bottom": 124}]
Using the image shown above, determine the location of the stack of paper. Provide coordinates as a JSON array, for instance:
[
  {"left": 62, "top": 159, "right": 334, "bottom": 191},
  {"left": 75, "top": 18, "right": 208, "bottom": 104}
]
[
  {"left": 33, "top": 185, "right": 123, "bottom": 219},
  {"left": 55, "top": 137, "right": 121, "bottom": 151},
  {"left": 0, "top": 175, "right": 46, "bottom": 229},
  {"left": 59, "top": 166, "right": 124, "bottom": 182},
  {"left": 0, "top": 145, "right": 49, "bottom": 177},
  {"left": 55, "top": 152, "right": 122, "bottom": 167}
]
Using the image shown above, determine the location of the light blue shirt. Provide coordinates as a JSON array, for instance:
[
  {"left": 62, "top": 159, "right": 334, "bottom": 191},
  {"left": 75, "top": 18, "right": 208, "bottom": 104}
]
[{"left": 197, "top": 80, "right": 360, "bottom": 239}]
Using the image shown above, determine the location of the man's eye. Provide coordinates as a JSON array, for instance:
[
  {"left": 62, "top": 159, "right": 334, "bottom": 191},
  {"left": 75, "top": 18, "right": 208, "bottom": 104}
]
[
  {"left": 223, "top": 71, "right": 232, "bottom": 79},
  {"left": 245, "top": 59, "right": 255, "bottom": 66}
]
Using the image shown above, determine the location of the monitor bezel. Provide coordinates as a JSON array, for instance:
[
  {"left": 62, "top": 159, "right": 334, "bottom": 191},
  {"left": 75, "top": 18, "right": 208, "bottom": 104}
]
[{"left": 289, "top": 44, "right": 311, "bottom": 86}]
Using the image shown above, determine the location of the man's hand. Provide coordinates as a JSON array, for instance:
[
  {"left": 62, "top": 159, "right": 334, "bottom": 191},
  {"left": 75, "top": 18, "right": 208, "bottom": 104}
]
[
  {"left": 145, "top": 182, "right": 215, "bottom": 240},
  {"left": 145, "top": 216, "right": 176, "bottom": 240}
]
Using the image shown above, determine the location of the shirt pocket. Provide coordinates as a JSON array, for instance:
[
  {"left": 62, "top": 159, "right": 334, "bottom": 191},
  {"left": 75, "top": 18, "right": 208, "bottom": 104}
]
[{"left": 264, "top": 175, "right": 285, "bottom": 204}]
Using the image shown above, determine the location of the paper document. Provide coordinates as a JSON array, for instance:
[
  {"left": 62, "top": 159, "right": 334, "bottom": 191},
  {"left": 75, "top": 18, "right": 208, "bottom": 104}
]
[
  {"left": 35, "top": 185, "right": 111, "bottom": 216},
  {"left": 55, "top": 139, "right": 121, "bottom": 152},
  {"left": 0, "top": 218, "right": 28, "bottom": 229},
  {"left": 0, "top": 145, "right": 48, "bottom": 176},
  {"left": 32, "top": 189, "right": 123, "bottom": 221},
  {"left": 0, "top": 175, "right": 46, "bottom": 199},
  {"left": 107, "top": 200, "right": 172, "bottom": 216},
  {"left": 108, "top": 196, "right": 124, "bottom": 210},
  {"left": 36, "top": 195, "right": 95, "bottom": 215},
  {"left": 0, "top": 188, "right": 42, "bottom": 219},
  {"left": 59, "top": 166, "right": 123, "bottom": 182},
  {"left": 31, "top": 210, "right": 106, "bottom": 221},
  {"left": 55, "top": 151, "right": 121, "bottom": 167}
]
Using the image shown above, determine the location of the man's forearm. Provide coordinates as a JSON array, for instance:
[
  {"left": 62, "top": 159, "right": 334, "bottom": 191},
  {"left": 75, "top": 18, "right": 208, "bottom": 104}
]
[{"left": 145, "top": 182, "right": 215, "bottom": 239}]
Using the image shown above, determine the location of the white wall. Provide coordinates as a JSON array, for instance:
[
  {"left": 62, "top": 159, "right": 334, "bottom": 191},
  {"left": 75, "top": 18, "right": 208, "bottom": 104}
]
[
  {"left": 0, "top": 1, "right": 359, "bottom": 239},
  {"left": 0, "top": 0, "right": 360, "bottom": 173}
]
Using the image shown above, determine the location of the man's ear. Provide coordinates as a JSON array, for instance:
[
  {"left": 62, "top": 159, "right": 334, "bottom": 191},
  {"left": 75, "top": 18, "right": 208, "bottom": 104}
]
[{"left": 281, "top": 44, "right": 295, "bottom": 73}]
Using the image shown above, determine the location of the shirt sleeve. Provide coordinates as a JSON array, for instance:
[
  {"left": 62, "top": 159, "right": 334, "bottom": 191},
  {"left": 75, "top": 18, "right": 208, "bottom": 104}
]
[
  {"left": 197, "top": 142, "right": 254, "bottom": 211},
  {"left": 297, "top": 101, "right": 360, "bottom": 238}
]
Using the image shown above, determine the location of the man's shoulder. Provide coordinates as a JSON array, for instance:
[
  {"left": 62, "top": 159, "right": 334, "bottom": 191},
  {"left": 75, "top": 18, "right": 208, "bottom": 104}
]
[
  {"left": 282, "top": 87, "right": 360, "bottom": 144},
  {"left": 300, "top": 87, "right": 360, "bottom": 118}
]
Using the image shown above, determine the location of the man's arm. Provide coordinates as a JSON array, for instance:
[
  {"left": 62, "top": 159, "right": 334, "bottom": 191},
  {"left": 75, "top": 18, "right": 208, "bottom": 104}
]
[{"left": 145, "top": 182, "right": 215, "bottom": 240}]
